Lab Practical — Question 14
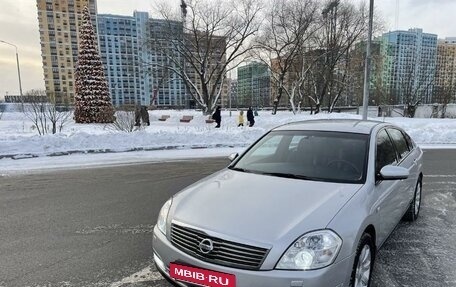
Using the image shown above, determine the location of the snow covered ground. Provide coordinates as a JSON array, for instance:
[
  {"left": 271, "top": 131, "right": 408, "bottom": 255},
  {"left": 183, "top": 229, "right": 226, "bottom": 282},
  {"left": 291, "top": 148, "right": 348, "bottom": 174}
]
[{"left": 1, "top": 109, "right": 456, "bottom": 173}]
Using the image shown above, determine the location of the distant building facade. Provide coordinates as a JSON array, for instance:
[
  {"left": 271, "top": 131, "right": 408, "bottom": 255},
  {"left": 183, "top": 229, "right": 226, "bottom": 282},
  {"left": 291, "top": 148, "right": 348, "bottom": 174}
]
[
  {"left": 346, "top": 38, "right": 393, "bottom": 106},
  {"left": 98, "top": 14, "right": 191, "bottom": 108},
  {"left": 37, "top": 0, "right": 98, "bottom": 104},
  {"left": 97, "top": 12, "right": 152, "bottom": 106},
  {"left": 36, "top": 1, "right": 229, "bottom": 109},
  {"left": 183, "top": 34, "right": 228, "bottom": 109},
  {"left": 148, "top": 19, "right": 188, "bottom": 108},
  {"left": 5, "top": 95, "right": 49, "bottom": 103},
  {"left": 434, "top": 37, "right": 456, "bottom": 103},
  {"left": 383, "top": 28, "right": 438, "bottom": 104},
  {"left": 237, "top": 62, "right": 271, "bottom": 108}
]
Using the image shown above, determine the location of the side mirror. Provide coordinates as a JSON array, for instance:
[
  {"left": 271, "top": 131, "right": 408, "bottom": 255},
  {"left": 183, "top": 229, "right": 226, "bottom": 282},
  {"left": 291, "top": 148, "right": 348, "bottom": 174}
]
[
  {"left": 379, "top": 165, "right": 409, "bottom": 180},
  {"left": 228, "top": 153, "right": 239, "bottom": 162}
]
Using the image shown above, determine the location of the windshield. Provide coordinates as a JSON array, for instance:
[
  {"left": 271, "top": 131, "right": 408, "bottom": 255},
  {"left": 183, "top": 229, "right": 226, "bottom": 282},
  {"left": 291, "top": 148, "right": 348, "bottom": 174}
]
[{"left": 231, "top": 130, "right": 369, "bottom": 184}]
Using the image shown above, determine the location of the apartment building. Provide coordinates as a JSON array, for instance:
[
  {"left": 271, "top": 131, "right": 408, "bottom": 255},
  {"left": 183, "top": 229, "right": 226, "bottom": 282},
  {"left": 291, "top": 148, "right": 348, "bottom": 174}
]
[
  {"left": 435, "top": 37, "right": 456, "bottom": 103},
  {"left": 237, "top": 62, "right": 271, "bottom": 108},
  {"left": 147, "top": 19, "right": 188, "bottom": 108},
  {"left": 97, "top": 12, "right": 152, "bottom": 106},
  {"left": 383, "top": 28, "right": 438, "bottom": 104},
  {"left": 37, "top": 0, "right": 97, "bottom": 104},
  {"left": 182, "top": 33, "right": 228, "bottom": 109}
]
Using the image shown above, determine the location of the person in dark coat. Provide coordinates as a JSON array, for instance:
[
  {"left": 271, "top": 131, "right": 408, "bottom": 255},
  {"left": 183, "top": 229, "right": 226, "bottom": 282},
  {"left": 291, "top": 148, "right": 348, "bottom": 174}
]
[
  {"left": 212, "top": 106, "right": 222, "bottom": 128},
  {"left": 134, "top": 105, "right": 150, "bottom": 126},
  {"left": 247, "top": 107, "right": 255, "bottom": 127}
]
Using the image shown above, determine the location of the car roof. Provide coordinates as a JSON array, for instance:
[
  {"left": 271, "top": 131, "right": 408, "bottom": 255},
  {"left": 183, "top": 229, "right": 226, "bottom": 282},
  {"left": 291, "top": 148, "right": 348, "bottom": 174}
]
[{"left": 272, "top": 119, "right": 385, "bottom": 135}]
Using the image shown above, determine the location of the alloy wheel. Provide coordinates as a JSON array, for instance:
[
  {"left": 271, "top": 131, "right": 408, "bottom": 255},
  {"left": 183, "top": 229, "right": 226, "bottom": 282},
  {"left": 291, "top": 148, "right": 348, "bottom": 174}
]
[{"left": 355, "top": 245, "right": 372, "bottom": 287}]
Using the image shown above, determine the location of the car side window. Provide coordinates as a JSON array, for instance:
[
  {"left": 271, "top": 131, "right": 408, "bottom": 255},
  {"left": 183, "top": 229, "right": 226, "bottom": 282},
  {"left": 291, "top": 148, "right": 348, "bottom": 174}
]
[
  {"left": 376, "top": 130, "right": 397, "bottom": 175},
  {"left": 387, "top": 128, "right": 410, "bottom": 159},
  {"left": 403, "top": 132, "right": 415, "bottom": 150}
]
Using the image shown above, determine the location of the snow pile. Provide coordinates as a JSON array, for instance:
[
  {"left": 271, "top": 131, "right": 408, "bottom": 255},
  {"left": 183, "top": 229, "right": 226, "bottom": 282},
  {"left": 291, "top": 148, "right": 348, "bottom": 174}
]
[{"left": 1, "top": 110, "right": 456, "bottom": 159}]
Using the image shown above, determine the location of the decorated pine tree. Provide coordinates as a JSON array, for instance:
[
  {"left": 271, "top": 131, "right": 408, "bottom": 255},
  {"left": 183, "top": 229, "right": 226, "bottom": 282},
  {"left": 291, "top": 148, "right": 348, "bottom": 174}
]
[{"left": 74, "top": 6, "right": 115, "bottom": 123}]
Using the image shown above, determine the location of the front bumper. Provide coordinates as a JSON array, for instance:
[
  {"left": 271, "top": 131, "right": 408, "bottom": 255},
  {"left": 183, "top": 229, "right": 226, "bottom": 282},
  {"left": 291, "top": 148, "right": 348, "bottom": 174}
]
[{"left": 153, "top": 226, "right": 354, "bottom": 287}]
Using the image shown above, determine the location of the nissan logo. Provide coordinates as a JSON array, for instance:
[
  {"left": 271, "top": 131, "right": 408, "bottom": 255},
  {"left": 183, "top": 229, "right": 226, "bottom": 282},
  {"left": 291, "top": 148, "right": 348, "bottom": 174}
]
[{"left": 198, "top": 238, "right": 214, "bottom": 254}]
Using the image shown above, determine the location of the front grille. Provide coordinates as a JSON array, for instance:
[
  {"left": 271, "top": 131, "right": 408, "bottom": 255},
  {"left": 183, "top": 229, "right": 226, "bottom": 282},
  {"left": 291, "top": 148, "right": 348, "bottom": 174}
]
[{"left": 170, "top": 223, "right": 269, "bottom": 270}]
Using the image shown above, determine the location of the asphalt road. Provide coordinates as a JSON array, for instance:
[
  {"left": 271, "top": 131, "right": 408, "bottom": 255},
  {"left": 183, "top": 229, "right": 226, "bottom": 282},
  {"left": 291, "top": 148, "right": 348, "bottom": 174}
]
[{"left": 0, "top": 150, "right": 455, "bottom": 287}]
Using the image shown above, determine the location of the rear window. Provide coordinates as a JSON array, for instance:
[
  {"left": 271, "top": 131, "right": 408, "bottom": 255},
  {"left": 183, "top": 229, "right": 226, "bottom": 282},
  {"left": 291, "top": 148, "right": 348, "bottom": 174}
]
[{"left": 231, "top": 131, "right": 369, "bottom": 184}]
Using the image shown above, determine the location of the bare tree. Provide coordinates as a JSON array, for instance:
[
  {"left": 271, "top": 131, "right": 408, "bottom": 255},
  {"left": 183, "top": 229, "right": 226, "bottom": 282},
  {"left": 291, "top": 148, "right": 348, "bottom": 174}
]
[
  {"left": 253, "top": 0, "right": 318, "bottom": 114},
  {"left": 22, "top": 90, "right": 72, "bottom": 135},
  {"left": 22, "top": 90, "right": 49, "bottom": 136},
  {"left": 287, "top": 50, "right": 330, "bottom": 113},
  {"left": 107, "top": 105, "right": 144, "bottom": 133},
  {"left": 306, "top": 0, "right": 368, "bottom": 114},
  {"left": 434, "top": 84, "right": 456, "bottom": 118},
  {"left": 154, "top": 0, "right": 262, "bottom": 114},
  {"left": 46, "top": 93, "right": 72, "bottom": 134}
]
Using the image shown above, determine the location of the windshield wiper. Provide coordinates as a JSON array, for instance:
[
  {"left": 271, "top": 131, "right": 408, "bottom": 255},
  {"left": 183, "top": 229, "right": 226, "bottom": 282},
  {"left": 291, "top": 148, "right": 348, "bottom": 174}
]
[
  {"left": 228, "top": 167, "right": 255, "bottom": 173},
  {"left": 229, "top": 168, "right": 320, "bottom": 181},
  {"left": 258, "top": 172, "right": 319, "bottom": 181}
]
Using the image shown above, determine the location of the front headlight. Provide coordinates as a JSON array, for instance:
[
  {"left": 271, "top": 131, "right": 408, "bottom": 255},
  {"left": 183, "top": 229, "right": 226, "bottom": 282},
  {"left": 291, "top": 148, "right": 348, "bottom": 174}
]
[
  {"left": 276, "top": 230, "right": 342, "bottom": 270},
  {"left": 157, "top": 198, "right": 172, "bottom": 235}
]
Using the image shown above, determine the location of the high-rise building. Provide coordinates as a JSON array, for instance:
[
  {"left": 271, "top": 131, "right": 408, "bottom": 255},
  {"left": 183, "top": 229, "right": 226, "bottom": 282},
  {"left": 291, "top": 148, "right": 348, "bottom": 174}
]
[
  {"left": 237, "top": 62, "right": 271, "bottom": 108},
  {"left": 37, "top": 0, "right": 98, "bottom": 104},
  {"left": 435, "top": 37, "right": 456, "bottom": 103},
  {"left": 98, "top": 14, "right": 190, "bottom": 107},
  {"left": 148, "top": 19, "right": 188, "bottom": 108},
  {"left": 97, "top": 12, "right": 152, "bottom": 106},
  {"left": 183, "top": 34, "right": 228, "bottom": 109},
  {"left": 383, "top": 28, "right": 438, "bottom": 104}
]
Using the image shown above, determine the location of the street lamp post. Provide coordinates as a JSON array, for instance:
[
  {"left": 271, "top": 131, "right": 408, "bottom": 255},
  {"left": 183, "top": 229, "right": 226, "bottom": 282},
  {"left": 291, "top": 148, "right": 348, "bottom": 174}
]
[
  {"left": 362, "top": 0, "right": 374, "bottom": 120},
  {"left": 228, "top": 71, "right": 232, "bottom": 117},
  {"left": 0, "top": 40, "right": 23, "bottom": 96}
]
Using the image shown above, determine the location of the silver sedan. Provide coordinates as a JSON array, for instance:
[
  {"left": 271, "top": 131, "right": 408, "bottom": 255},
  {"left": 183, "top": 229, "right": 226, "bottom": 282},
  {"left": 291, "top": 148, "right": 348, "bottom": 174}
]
[{"left": 153, "top": 119, "right": 423, "bottom": 287}]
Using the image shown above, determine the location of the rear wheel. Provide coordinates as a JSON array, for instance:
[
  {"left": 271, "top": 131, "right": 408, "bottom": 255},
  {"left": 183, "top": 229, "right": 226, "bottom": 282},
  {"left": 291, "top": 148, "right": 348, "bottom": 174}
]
[
  {"left": 404, "top": 178, "right": 422, "bottom": 222},
  {"left": 350, "top": 233, "right": 374, "bottom": 287}
]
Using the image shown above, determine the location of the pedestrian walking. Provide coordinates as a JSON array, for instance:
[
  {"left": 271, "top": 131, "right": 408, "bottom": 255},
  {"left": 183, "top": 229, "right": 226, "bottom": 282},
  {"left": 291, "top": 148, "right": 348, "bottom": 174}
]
[
  {"left": 247, "top": 107, "right": 255, "bottom": 127},
  {"left": 134, "top": 105, "right": 150, "bottom": 126},
  {"left": 238, "top": 110, "right": 245, "bottom": 127},
  {"left": 212, "top": 106, "right": 222, "bottom": 128}
]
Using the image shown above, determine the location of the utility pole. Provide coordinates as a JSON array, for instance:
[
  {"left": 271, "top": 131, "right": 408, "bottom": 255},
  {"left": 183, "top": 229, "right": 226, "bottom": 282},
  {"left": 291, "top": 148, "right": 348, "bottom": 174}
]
[
  {"left": 0, "top": 40, "right": 23, "bottom": 96},
  {"left": 180, "top": 0, "right": 188, "bottom": 108},
  {"left": 362, "top": 0, "right": 374, "bottom": 120},
  {"left": 228, "top": 71, "right": 232, "bottom": 116}
]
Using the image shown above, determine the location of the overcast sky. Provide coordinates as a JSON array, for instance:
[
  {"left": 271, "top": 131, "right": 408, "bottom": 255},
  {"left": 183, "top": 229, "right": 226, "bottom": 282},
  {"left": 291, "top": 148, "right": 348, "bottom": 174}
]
[{"left": 1, "top": 0, "right": 456, "bottom": 98}]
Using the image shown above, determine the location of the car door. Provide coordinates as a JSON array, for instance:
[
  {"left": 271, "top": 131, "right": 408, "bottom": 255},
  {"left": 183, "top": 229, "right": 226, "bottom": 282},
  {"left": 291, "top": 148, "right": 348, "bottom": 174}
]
[
  {"left": 373, "top": 129, "right": 403, "bottom": 246},
  {"left": 386, "top": 128, "right": 418, "bottom": 213}
]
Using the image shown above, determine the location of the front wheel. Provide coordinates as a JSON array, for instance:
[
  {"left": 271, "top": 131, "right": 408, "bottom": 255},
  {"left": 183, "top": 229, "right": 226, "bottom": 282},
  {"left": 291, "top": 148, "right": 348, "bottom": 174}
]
[
  {"left": 403, "top": 178, "right": 422, "bottom": 222},
  {"left": 350, "top": 233, "right": 374, "bottom": 287}
]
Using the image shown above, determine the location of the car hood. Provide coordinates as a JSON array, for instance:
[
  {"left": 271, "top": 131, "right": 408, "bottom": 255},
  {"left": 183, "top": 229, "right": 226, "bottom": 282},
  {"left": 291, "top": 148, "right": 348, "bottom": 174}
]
[{"left": 171, "top": 169, "right": 362, "bottom": 246}]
